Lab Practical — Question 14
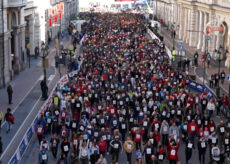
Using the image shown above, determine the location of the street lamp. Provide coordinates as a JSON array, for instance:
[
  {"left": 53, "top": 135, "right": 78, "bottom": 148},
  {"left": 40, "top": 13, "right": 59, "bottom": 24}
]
[
  {"left": 41, "top": 42, "right": 48, "bottom": 83},
  {"left": 171, "top": 23, "right": 179, "bottom": 50},
  {"left": 214, "top": 45, "right": 223, "bottom": 97}
]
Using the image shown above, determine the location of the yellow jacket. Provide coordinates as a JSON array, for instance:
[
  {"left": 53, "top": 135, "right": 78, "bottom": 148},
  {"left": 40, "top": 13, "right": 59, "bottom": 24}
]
[{"left": 124, "top": 140, "right": 135, "bottom": 153}]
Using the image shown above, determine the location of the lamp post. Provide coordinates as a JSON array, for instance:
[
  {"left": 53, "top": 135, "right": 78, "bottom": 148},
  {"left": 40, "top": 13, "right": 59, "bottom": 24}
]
[
  {"left": 215, "top": 45, "right": 223, "bottom": 97},
  {"left": 41, "top": 42, "right": 48, "bottom": 83}
]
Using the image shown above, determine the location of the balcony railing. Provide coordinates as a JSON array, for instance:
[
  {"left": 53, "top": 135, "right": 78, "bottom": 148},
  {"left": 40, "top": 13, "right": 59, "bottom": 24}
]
[{"left": 7, "top": 0, "right": 27, "bottom": 8}]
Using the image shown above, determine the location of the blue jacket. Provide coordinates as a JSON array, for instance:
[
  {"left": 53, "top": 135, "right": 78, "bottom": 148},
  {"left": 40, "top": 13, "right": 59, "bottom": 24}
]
[{"left": 38, "top": 150, "right": 49, "bottom": 163}]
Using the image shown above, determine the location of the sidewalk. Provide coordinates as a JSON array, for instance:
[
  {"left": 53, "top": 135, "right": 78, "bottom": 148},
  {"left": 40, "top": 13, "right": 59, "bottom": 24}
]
[
  {"left": 160, "top": 26, "right": 229, "bottom": 96},
  {"left": 0, "top": 34, "right": 72, "bottom": 163}
]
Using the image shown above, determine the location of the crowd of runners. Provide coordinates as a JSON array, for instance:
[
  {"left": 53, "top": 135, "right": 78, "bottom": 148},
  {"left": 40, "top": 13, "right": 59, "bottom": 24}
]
[{"left": 35, "top": 12, "right": 230, "bottom": 164}]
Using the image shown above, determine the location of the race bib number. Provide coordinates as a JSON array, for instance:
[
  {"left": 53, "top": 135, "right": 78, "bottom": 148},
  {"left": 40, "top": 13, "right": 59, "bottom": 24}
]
[
  {"left": 64, "top": 145, "right": 69, "bottom": 151},
  {"left": 42, "top": 154, "right": 47, "bottom": 160},
  {"left": 158, "top": 155, "right": 163, "bottom": 160},
  {"left": 72, "top": 122, "right": 77, "bottom": 128},
  {"left": 171, "top": 150, "right": 176, "bottom": 156},
  {"left": 201, "top": 142, "right": 206, "bottom": 148},
  {"left": 212, "top": 138, "right": 216, "bottom": 143},
  {"left": 55, "top": 110, "right": 59, "bottom": 115},
  {"left": 127, "top": 144, "right": 132, "bottom": 150},
  {"left": 187, "top": 143, "right": 193, "bottom": 148},
  {"left": 136, "top": 134, "right": 140, "bottom": 139},
  {"left": 146, "top": 148, "right": 151, "bottom": 154},
  {"left": 113, "top": 120, "right": 117, "bottom": 125},
  {"left": 38, "top": 127, "right": 42, "bottom": 133},
  {"left": 220, "top": 127, "right": 225, "bottom": 133},
  {"left": 210, "top": 127, "right": 214, "bottom": 132},
  {"left": 122, "top": 124, "right": 126, "bottom": 129},
  {"left": 191, "top": 126, "right": 195, "bottom": 131},
  {"left": 114, "top": 144, "right": 119, "bottom": 149}
]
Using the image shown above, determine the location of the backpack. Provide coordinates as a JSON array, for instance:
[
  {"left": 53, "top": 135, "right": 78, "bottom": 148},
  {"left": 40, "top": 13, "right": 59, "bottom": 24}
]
[{"left": 8, "top": 114, "right": 14, "bottom": 124}]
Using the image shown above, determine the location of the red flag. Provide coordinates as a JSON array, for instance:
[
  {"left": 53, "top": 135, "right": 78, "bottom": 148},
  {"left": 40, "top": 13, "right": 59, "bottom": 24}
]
[
  {"left": 49, "top": 19, "right": 52, "bottom": 27},
  {"left": 60, "top": 2, "right": 64, "bottom": 11},
  {"left": 58, "top": 12, "right": 62, "bottom": 19},
  {"left": 54, "top": 16, "right": 57, "bottom": 23}
]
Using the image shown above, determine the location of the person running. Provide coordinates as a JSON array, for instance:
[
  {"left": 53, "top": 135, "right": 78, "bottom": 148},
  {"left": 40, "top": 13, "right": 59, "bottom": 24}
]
[
  {"left": 124, "top": 136, "right": 135, "bottom": 164},
  {"left": 38, "top": 146, "right": 49, "bottom": 164},
  {"left": 110, "top": 135, "right": 123, "bottom": 164}
]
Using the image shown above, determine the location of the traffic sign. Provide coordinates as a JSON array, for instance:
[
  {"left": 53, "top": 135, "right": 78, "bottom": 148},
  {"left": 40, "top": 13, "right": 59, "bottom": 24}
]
[
  {"left": 206, "top": 36, "right": 210, "bottom": 40},
  {"left": 179, "top": 44, "right": 183, "bottom": 50},
  {"left": 227, "top": 75, "right": 230, "bottom": 81}
]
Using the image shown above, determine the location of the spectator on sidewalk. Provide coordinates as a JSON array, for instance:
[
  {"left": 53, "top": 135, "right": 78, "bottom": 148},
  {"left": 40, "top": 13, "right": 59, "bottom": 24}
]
[
  {"left": 220, "top": 70, "right": 226, "bottom": 84},
  {"left": 40, "top": 80, "right": 48, "bottom": 100},
  {"left": 215, "top": 73, "right": 220, "bottom": 87},
  {"left": 194, "top": 51, "right": 199, "bottom": 66},
  {"left": 7, "top": 83, "right": 13, "bottom": 105},
  {"left": 4, "top": 108, "right": 14, "bottom": 133},
  {"left": 206, "top": 53, "right": 211, "bottom": 68},
  {"left": 210, "top": 74, "right": 215, "bottom": 88}
]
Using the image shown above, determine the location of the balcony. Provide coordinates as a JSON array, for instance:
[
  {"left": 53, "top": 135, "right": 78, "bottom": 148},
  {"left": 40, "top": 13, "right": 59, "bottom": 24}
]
[{"left": 7, "top": 0, "right": 27, "bottom": 8}]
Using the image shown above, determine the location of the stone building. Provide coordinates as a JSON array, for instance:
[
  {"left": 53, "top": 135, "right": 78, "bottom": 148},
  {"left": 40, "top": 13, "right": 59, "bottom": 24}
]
[
  {"left": 152, "top": 0, "right": 230, "bottom": 60},
  {"left": 0, "top": 0, "right": 79, "bottom": 87}
]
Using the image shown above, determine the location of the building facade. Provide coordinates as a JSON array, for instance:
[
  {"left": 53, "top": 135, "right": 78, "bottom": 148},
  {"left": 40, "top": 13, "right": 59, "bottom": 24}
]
[
  {"left": 153, "top": 0, "right": 230, "bottom": 61},
  {"left": 0, "top": 0, "right": 79, "bottom": 87}
]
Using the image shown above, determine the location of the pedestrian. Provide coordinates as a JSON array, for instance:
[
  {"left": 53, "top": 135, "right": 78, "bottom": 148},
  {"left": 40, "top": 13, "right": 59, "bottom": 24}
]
[
  {"left": 124, "top": 136, "right": 135, "bottom": 164},
  {"left": 7, "top": 83, "right": 13, "bottom": 104},
  {"left": 79, "top": 140, "right": 89, "bottom": 164},
  {"left": 194, "top": 51, "right": 199, "bottom": 66},
  {"left": 50, "top": 133, "right": 59, "bottom": 159},
  {"left": 4, "top": 108, "right": 14, "bottom": 133},
  {"left": 61, "top": 137, "right": 70, "bottom": 157},
  {"left": 40, "top": 79, "right": 48, "bottom": 100},
  {"left": 35, "top": 46, "right": 39, "bottom": 58},
  {"left": 38, "top": 146, "right": 49, "bottom": 164},
  {"left": 206, "top": 52, "right": 211, "bottom": 68},
  {"left": 167, "top": 137, "right": 180, "bottom": 164},
  {"left": 185, "top": 137, "right": 193, "bottom": 164},
  {"left": 197, "top": 136, "right": 207, "bottom": 164},
  {"left": 143, "top": 140, "right": 155, "bottom": 164},
  {"left": 215, "top": 73, "right": 219, "bottom": 87},
  {"left": 110, "top": 135, "right": 123, "bottom": 163},
  {"left": 35, "top": 121, "right": 44, "bottom": 144},
  {"left": 220, "top": 70, "right": 226, "bottom": 84}
]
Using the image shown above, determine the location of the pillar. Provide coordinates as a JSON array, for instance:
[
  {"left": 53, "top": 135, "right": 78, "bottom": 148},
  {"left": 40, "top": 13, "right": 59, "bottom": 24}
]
[
  {"left": 29, "top": 14, "right": 35, "bottom": 56},
  {"left": 189, "top": 7, "right": 198, "bottom": 47},
  {"left": 197, "top": 11, "right": 204, "bottom": 49},
  {"left": 179, "top": 6, "right": 184, "bottom": 40},
  {"left": 202, "top": 12, "right": 208, "bottom": 52}
]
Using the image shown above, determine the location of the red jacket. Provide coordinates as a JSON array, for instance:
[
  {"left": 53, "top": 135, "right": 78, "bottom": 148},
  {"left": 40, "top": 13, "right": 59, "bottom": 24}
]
[
  {"left": 131, "top": 130, "right": 144, "bottom": 143},
  {"left": 167, "top": 143, "right": 180, "bottom": 161},
  {"left": 188, "top": 122, "right": 198, "bottom": 134},
  {"left": 97, "top": 141, "right": 107, "bottom": 152}
]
